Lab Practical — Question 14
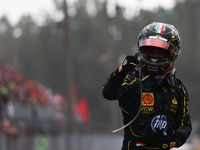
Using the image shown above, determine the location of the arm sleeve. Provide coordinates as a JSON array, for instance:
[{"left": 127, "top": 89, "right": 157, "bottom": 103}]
[
  {"left": 174, "top": 83, "right": 192, "bottom": 147},
  {"left": 102, "top": 55, "right": 139, "bottom": 100},
  {"left": 102, "top": 68, "right": 126, "bottom": 100}
]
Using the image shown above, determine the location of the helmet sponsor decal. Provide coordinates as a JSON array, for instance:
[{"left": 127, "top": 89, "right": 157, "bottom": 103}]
[
  {"left": 149, "top": 36, "right": 167, "bottom": 41},
  {"left": 151, "top": 115, "right": 167, "bottom": 132},
  {"left": 151, "top": 59, "right": 158, "bottom": 63},
  {"left": 142, "top": 93, "right": 154, "bottom": 106}
]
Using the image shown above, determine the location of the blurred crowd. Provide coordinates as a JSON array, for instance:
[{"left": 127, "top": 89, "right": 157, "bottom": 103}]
[
  {"left": 0, "top": 62, "right": 67, "bottom": 113},
  {"left": 0, "top": 62, "right": 67, "bottom": 136}
]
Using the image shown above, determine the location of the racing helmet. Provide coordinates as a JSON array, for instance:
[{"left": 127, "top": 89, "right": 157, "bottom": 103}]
[{"left": 137, "top": 22, "right": 181, "bottom": 74}]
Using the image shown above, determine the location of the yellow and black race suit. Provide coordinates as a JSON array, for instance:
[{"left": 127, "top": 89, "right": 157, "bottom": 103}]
[{"left": 102, "top": 68, "right": 192, "bottom": 150}]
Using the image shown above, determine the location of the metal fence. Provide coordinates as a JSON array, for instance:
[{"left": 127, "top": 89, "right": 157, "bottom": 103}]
[{"left": 0, "top": 132, "right": 123, "bottom": 150}]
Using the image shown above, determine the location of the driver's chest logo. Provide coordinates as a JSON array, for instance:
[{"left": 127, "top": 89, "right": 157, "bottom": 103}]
[
  {"left": 141, "top": 93, "right": 154, "bottom": 114},
  {"left": 151, "top": 115, "right": 167, "bottom": 132},
  {"left": 142, "top": 93, "right": 154, "bottom": 106}
]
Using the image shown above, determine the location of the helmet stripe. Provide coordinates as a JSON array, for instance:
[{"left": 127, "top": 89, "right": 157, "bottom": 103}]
[{"left": 155, "top": 23, "right": 166, "bottom": 33}]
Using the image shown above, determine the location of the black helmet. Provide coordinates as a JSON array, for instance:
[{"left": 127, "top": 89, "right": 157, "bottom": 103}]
[{"left": 137, "top": 22, "right": 181, "bottom": 74}]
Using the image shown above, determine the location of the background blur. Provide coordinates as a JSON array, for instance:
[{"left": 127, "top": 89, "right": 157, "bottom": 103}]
[{"left": 0, "top": 0, "right": 199, "bottom": 149}]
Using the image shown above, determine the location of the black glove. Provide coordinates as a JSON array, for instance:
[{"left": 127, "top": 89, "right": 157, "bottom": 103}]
[
  {"left": 142, "top": 132, "right": 184, "bottom": 150},
  {"left": 110, "top": 55, "right": 139, "bottom": 85},
  {"left": 118, "top": 55, "right": 139, "bottom": 77}
]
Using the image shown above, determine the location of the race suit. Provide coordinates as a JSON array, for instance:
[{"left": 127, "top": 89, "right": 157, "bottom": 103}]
[{"left": 102, "top": 66, "right": 192, "bottom": 150}]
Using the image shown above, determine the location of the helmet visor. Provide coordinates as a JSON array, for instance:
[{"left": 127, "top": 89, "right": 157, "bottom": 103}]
[
  {"left": 140, "top": 46, "right": 171, "bottom": 58},
  {"left": 139, "top": 38, "right": 176, "bottom": 53}
]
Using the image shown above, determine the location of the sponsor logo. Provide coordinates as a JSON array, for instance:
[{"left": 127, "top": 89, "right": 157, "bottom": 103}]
[
  {"left": 151, "top": 59, "right": 157, "bottom": 63},
  {"left": 151, "top": 115, "right": 167, "bottom": 132},
  {"left": 170, "top": 108, "right": 177, "bottom": 113},
  {"left": 163, "top": 143, "right": 168, "bottom": 149},
  {"left": 123, "top": 59, "right": 127, "bottom": 65},
  {"left": 142, "top": 93, "right": 154, "bottom": 106},
  {"left": 141, "top": 107, "right": 154, "bottom": 114},
  {"left": 155, "top": 35, "right": 162, "bottom": 38},
  {"left": 172, "top": 97, "right": 177, "bottom": 105},
  {"left": 170, "top": 97, "right": 178, "bottom": 113},
  {"left": 170, "top": 142, "right": 176, "bottom": 148},
  {"left": 186, "top": 100, "right": 190, "bottom": 114},
  {"left": 171, "top": 88, "right": 176, "bottom": 92}
]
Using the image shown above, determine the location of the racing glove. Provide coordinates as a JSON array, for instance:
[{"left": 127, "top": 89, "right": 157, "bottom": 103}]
[
  {"left": 117, "top": 55, "right": 139, "bottom": 78},
  {"left": 142, "top": 132, "right": 185, "bottom": 150},
  {"left": 102, "top": 55, "right": 139, "bottom": 99}
]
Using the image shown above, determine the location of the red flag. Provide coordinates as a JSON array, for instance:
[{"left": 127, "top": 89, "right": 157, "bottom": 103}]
[{"left": 76, "top": 97, "right": 90, "bottom": 124}]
